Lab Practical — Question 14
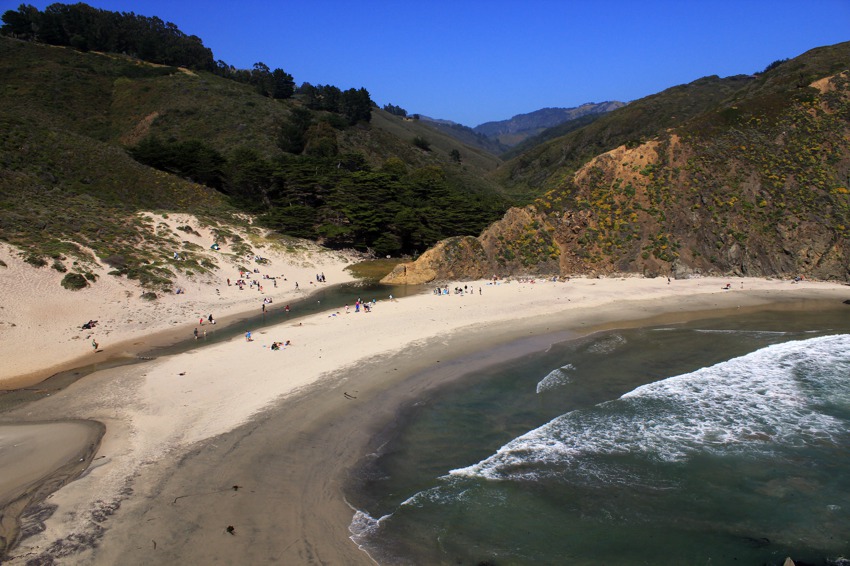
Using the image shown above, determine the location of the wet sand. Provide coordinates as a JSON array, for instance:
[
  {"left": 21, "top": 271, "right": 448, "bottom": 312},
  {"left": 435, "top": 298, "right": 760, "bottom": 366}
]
[
  {"left": 0, "top": 279, "right": 847, "bottom": 564},
  {"left": 0, "top": 421, "right": 103, "bottom": 557}
]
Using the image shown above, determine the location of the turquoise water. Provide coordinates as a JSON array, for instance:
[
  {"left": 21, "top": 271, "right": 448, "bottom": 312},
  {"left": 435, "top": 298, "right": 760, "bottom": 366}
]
[{"left": 348, "top": 304, "right": 850, "bottom": 565}]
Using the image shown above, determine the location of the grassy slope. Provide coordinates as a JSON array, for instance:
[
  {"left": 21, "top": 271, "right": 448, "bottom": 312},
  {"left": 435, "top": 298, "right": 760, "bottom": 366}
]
[
  {"left": 358, "top": 109, "right": 508, "bottom": 199},
  {"left": 0, "top": 38, "right": 274, "bottom": 286},
  {"left": 0, "top": 36, "right": 511, "bottom": 286},
  {"left": 481, "top": 42, "right": 850, "bottom": 280},
  {"left": 0, "top": 37, "right": 290, "bottom": 154},
  {"left": 367, "top": 110, "right": 502, "bottom": 171},
  {"left": 491, "top": 74, "right": 755, "bottom": 202},
  {"left": 495, "top": 41, "right": 850, "bottom": 205}
]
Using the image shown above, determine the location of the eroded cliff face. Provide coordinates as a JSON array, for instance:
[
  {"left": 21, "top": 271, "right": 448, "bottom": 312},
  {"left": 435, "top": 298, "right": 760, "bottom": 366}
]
[
  {"left": 382, "top": 236, "right": 491, "bottom": 284},
  {"left": 383, "top": 72, "right": 850, "bottom": 284}
]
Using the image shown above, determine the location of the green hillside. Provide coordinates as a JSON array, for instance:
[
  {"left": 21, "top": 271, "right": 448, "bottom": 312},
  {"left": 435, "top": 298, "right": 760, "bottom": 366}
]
[
  {"left": 0, "top": 29, "right": 510, "bottom": 283},
  {"left": 491, "top": 74, "right": 756, "bottom": 202},
  {"left": 388, "top": 41, "right": 850, "bottom": 283},
  {"left": 493, "top": 42, "right": 850, "bottom": 206},
  {"left": 3, "top": 2, "right": 850, "bottom": 288}
]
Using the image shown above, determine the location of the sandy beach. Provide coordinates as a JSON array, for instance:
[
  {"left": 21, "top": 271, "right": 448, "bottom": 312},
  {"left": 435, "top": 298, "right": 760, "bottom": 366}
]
[
  {"left": 0, "top": 212, "right": 361, "bottom": 391},
  {"left": 1, "top": 259, "right": 848, "bottom": 563}
]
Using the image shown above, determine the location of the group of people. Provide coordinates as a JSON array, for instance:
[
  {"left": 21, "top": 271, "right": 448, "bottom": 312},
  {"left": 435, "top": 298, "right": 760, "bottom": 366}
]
[
  {"left": 270, "top": 340, "right": 292, "bottom": 351},
  {"left": 433, "top": 285, "right": 482, "bottom": 296},
  {"left": 341, "top": 298, "right": 376, "bottom": 314}
]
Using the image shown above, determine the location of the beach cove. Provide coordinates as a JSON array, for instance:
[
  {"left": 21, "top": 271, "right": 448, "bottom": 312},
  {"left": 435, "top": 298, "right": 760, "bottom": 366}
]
[{"left": 1, "top": 274, "right": 848, "bottom": 564}]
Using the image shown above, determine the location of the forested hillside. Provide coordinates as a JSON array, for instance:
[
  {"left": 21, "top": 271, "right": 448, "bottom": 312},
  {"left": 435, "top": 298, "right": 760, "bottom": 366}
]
[
  {"left": 0, "top": 3, "right": 510, "bottom": 288},
  {"left": 3, "top": 3, "right": 850, "bottom": 288}
]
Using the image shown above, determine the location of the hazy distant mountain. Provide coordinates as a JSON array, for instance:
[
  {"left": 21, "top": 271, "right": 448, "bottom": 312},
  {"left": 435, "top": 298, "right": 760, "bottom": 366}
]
[
  {"left": 474, "top": 102, "right": 625, "bottom": 147},
  {"left": 418, "top": 102, "right": 625, "bottom": 156}
]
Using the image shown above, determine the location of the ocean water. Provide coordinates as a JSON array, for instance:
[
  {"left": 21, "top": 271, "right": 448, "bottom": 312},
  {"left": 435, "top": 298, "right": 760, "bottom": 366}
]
[{"left": 348, "top": 303, "right": 850, "bottom": 565}]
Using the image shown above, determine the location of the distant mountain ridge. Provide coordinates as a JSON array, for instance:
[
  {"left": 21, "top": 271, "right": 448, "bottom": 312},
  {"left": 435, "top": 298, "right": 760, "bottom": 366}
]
[
  {"left": 474, "top": 102, "right": 625, "bottom": 147},
  {"left": 418, "top": 101, "right": 625, "bottom": 156}
]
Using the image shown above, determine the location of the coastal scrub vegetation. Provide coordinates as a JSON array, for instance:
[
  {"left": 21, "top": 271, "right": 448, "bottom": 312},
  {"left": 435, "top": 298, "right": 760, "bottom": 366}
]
[
  {"left": 483, "top": 44, "right": 850, "bottom": 280},
  {"left": 0, "top": 9, "right": 510, "bottom": 287},
  {"left": 1, "top": 3, "right": 849, "bottom": 285}
]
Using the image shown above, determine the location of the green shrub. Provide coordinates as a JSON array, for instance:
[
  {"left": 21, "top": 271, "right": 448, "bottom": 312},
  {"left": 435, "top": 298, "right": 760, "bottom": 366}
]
[
  {"left": 412, "top": 136, "right": 431, "bottom": 151},
  {"left": 24, "top": 255, "right": 48, "bottom": 268},
  {"left": 104, "top": 255, "right": 127, "bottom": 269},
  {"left": 61, "top": 272, "right": 89, "bottom": 290}
]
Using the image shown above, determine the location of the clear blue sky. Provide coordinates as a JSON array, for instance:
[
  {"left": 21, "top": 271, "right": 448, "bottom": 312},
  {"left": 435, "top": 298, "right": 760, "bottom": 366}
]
[{"left": 3, "top": 0, "right": 849, "bottom": 126}]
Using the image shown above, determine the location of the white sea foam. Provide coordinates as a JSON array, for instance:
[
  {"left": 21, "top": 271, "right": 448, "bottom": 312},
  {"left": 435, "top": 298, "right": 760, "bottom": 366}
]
[
  {"left": 451, "top": 334, "right": 850, "bottom": 482},
  {"left": 348, "top": 508, "right": 397, "bottom": 564},
  {"left": 585, "top": 333, "right": 626, "bottom": 354},
  {"left": 400, "top": 484, "right": 467, "bottom": 507},
  {"left": 693, "top": 329, "right": 788, "bottom": 337},
  {"left": 348, "top": 509, "right": 383, "bottom": 538},
  {"left": 536, "top": 364, "right": 575, "bottom": 393}
]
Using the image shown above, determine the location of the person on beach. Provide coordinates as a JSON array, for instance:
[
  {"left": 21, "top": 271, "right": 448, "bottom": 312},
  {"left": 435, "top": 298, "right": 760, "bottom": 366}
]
[
  {"left": 91, "top": 339, "right": 98, "bottom": 350},
  {"left": 193, "top": 327, "right": 199, "bottom": 340},
  {"left": 246, "top": 331, "right": 253, "bottom": 342},
  {"left": 208, "top": 314, "right": 215, "bottom": 324}
]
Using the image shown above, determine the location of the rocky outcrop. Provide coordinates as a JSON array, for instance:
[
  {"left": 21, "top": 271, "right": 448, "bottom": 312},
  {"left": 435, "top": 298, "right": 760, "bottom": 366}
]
[{"left": 382, "top": 236, "right": 491, "bottom": 284}]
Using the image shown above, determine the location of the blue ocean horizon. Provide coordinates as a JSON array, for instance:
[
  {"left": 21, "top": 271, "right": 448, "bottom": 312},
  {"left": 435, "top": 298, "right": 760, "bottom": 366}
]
[{"left": 348, "top": 303, "right": 850, "bottom": 565}]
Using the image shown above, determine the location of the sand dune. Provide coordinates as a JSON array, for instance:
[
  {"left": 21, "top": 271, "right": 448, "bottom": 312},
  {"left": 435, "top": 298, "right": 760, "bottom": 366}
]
[{"left": 0, "top": 213, "right": 360, "bottom": 390}]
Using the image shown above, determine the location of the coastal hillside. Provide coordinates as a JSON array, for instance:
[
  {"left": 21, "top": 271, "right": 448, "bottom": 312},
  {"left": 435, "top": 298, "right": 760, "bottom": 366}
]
[
  {"left": 491, "top": 74, "right": 759, "bottom": 201},
  {"left": 0, "top": 8, "right": 511, "bottom": 292},
  {"left": 384, "top": 42, "right": 850, "bottom": 283},
  {"left": 3, "top": 3, "right": 850, "bottom": 290}
]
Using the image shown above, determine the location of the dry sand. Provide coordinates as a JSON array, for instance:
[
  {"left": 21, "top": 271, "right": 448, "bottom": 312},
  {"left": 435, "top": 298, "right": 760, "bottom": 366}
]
[
  {"left": 1, "top": 261, "right": 848, "bottom": 564},
  {"left": 0, "top": 212, "right": 360, "bottom": 390}
]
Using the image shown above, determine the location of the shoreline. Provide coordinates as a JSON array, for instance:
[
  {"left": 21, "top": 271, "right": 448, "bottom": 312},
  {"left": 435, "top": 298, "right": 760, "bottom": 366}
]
[
  {"left": 0, "top": 279, "right": 407, "bottom": 411},
  {"left": 0, "top": 277, "right": 848, "bottom": 564},
  {"left": 0, "top": 218, "right": 364, "bottom": 391}
]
